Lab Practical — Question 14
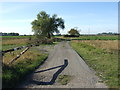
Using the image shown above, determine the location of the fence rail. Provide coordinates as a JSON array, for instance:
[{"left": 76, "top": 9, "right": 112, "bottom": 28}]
[
  {"left": 2, "top": 45, "right": 34, "bottom": 55},
  {"left": 2, "top": 38, "right": 69, "bottom": 55},
  {"left": 2, "top": 38, "right": 67, "bottom": 64},
  {"left": 8, "top": 47, "right": 30, "bottom": 65}
]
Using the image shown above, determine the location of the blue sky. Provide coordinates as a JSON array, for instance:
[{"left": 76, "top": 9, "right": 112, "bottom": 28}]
[{"left": 0, "top": 2, "right": 118, "bottom": 35}]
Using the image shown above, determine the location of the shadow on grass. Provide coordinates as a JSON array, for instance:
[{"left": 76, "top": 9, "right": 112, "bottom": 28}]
[{"left": 33, "top": 59, "right": 68, "bottom": 85}]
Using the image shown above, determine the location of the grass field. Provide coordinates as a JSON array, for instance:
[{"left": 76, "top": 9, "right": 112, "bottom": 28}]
[
  {"left": 2, "top": 38, "right": 29, "bottom": 51},
  {"left": 2, "top": 36, "right": 32, "bottom": 51},
  {"left": 55, "top": 35, "right": 119, "bottom": 40},
  {"left": 2, "top": 35, "right": 32, "bottom": 40},
  {"left": 3, "top": 47, "right": 48, "bottom": 88},
  {"left": 74, "top": 40, "right": 119, "bottom": 53},
  {"left": 70, "top": 40, "right": 119, "bottom": 88}
]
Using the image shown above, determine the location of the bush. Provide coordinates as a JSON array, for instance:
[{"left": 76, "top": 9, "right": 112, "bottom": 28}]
[{"left": 41, "top": 39, "right": 53, "bottom": 44}]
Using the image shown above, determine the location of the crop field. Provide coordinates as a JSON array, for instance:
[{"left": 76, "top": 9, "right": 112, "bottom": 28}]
[
  {"left": 2, "top": 35, "right": 32, "bottom": 40},
  {"left": 70, "top": 40, "right": 119, "bottom": 88},
  {"left": 74, "top": 40, "right": 119, "bottom": 52},
  {"left": 56, "top": 35, "right": 119, "bottom": 40},
  {"left": 2, "top": 36, "right": 32, "bottom": 51}
]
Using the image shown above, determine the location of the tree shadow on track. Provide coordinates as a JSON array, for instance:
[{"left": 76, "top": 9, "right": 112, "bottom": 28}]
[{"left": 32, "top": 59, "right": 68, "bottom": 85}]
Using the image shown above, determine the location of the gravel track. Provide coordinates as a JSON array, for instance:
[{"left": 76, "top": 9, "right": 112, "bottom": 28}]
[{"left": 19, "top": 41, "right": 107, "bottom": 88}]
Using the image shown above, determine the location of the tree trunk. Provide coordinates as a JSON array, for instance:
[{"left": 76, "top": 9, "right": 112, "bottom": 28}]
[{"left": 47, "top": 33, "right": 51, "bottom": 39}]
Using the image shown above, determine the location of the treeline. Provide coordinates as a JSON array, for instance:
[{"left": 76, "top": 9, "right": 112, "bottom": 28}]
[
  {"left": 0, "top": 32, "right": 19, "bottom": 36},
  {"left": 64, "top": 35, "right": 79, "bottom": 37},
  {"left": 97, "top": 32, "right": 119, "bottom": 35}
]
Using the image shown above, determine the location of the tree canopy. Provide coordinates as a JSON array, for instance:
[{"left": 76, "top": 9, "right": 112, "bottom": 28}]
[
  {"left": 31, "top": 11, "right": 65, "bottom": 39},
  {"left": 68, "top": 28, "right": 80, "bottom": 36}
]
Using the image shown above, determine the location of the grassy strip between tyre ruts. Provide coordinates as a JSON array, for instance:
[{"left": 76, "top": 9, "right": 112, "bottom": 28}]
[
  {"left": 70, "top": 41, "right": 118, "bottom": 88},
  {"left": 58, "top": 75, "right": 71, "bottom": 85},
  {"left": 2, "top": 47, "right": 48, "bottom": 88}
]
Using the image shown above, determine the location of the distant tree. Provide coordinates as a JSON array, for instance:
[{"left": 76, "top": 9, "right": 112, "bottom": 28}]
[
  {"left": 31, "top": 11, "right": 65, "bottom": 39},
  {"left": 97, "top": 32, "right": 119, "bottom": 35},
  {"left": 68, "top": 28, "right": 80, "bottom": 36},
  {"left": 1, "top": 32, "right": 19, "bottom": 36}
]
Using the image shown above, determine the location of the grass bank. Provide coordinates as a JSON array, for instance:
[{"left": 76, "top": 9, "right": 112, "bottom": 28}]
[
  {"left": 70, "top": 41, "right": 118, "bottom": 88},
  {"left": 2, "top": 47, "right": 48, "bottom": 88}
]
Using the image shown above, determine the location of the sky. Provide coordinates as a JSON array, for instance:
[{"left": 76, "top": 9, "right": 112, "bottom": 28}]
[{"left": 0, "top": 2, "right": 118, "bottom": 35}]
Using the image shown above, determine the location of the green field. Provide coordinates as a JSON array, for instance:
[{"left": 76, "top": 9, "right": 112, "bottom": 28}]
[
  {"left": 2, "top": 35, "right": 119, "bottom": 51},
  {"left": 1, "top": 35, "right": 32, "bottom": 39},
  {"left": 2, "top": 36, "right": 32, "bottom": 51},
  {"left": 55, "top": 35, "right": 119, "bottom": 40},
  {"left": 70, "top": 41, "right": 118, "bottom": 88}
]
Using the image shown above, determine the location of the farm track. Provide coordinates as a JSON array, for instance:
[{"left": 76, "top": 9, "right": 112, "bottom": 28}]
[{"left": 19, "top": 41, "right": 107, "bottom": 88}]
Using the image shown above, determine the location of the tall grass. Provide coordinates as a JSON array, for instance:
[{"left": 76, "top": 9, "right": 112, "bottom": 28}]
[
  {"left": 2, "top": 37, "right": 32, "bottom": 51},
  {"left": 74, "top": 40, "right": 119, "bottom": 53},
  {"left": 70, "top": 41, "right": 118, "bottom": 88},
  {"left": 2, "top": 36, "right": 32, "bottom": 40},
  {"left": 2, "top": 47, "right": 48, "bottom": 88}
]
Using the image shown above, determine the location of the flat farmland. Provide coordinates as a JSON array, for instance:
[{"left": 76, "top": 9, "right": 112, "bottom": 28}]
[
  {"left": 70, "top": 40, "right": 119, "bottom": 88},
  {"left": 73, "top": 40, "right": 119, "bottom": 52},
  {"left": 2, "top": 35, "right": 119, "bottom": 88},
  {"left": 56, "top": 35, "right": 119, "bottom": 40},
  {"left": 2, "top": 36, "right": 32, "bottom": 51}
]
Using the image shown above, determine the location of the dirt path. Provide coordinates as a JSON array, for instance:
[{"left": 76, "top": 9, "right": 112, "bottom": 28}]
[{"left": 19, "top": 41, "right": 107, "bottom": 88}]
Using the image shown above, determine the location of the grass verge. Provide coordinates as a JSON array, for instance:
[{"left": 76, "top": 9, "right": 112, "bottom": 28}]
[
  {"left": 2, "top": 47, "right": 48, "bottom": 88},
  {"left": 70, "top": 41, "right": 118, "bottom": 88}
]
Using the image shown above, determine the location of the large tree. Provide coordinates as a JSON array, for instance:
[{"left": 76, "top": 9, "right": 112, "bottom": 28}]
[
  {"left": 31, "top": 11, "right": 65, "bottom": 39},
  {"left": 68, "top": 28, "right": 80, "bottom": 36}
]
